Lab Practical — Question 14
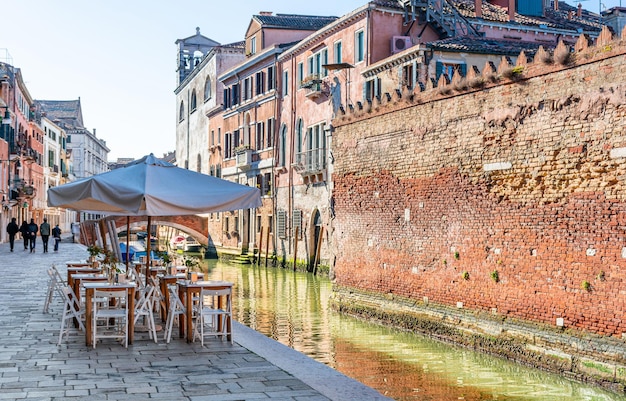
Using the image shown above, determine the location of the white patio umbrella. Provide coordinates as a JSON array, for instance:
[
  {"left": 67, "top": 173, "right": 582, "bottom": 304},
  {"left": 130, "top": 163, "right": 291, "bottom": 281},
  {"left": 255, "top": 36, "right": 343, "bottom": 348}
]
[
  {"left": 48, "top": 153, "right": 262, "bottom": 269},
  {"left": 48, "top": 153, "right": 261, "bottom": 216}
]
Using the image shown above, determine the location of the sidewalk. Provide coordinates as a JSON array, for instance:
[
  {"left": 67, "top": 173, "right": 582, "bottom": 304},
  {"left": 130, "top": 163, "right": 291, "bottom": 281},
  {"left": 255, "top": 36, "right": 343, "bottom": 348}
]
[{"left": 0, "top": 237, "right": 390, "bottom": 401}]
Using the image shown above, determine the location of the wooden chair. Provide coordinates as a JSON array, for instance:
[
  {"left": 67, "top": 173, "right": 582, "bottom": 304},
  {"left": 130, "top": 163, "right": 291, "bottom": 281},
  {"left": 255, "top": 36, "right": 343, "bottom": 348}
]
[
  {"left": 92, "top": 288, "right": 129, "bottom": 348},
  {"left": 193, "top": 288, "right": 232, "bottom": 346}
]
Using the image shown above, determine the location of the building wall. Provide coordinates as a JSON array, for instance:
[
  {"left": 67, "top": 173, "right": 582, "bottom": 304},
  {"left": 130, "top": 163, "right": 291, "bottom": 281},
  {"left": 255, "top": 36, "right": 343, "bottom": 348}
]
[{"left": 331, "top": 37, "right": 626, "bottom": 337}]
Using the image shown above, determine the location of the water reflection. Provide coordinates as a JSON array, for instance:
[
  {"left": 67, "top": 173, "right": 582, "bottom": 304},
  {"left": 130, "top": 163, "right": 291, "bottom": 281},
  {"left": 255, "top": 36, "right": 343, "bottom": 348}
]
[{"left": 203, "top": 260, "right": 622, "bottom": 401}]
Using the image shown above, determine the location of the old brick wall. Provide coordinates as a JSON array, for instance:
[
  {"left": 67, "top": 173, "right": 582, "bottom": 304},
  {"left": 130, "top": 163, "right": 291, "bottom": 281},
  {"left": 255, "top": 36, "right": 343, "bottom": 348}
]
[{"left": 332, "top": 37, "right": 626, "bottom": 337}]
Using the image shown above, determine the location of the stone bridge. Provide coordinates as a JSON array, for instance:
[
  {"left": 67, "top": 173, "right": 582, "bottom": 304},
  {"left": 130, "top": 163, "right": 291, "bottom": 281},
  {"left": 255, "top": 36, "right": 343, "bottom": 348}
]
[{"left": 109, "top": 215, "right": 208, "bottom": 245}]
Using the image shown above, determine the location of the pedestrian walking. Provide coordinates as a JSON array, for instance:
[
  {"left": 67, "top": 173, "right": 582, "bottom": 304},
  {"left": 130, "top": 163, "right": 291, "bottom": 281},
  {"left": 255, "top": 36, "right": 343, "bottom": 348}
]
[
  {"left": 27, "top": 218, "right": 38, "bottom": 253},
  {"left": 52, "top": 224, "right": 62, "bottom": 252},
  {"left": 71, "top": 222, "right": 80, "bottom": 243},
  {"left": 19, "top": 220, "right": 29, "bottom": 251},
  {"left": 40, "top": 218, "right": 51, "bottom": 253},
  {"left": 6, "top": 218, "right": 19, "bottom": 252}
]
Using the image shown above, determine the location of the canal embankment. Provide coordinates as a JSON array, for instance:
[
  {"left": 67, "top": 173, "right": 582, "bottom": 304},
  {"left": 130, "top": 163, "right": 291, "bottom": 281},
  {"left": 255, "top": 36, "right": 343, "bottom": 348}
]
[{"left": 330, "top": 285, "right": 626, "bottom": 395}]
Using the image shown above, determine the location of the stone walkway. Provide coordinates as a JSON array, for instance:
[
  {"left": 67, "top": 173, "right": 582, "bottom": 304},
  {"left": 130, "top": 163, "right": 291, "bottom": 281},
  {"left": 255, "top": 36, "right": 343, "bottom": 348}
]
[{"left": 0, "top": 237, "right": 390, "bottom": 401}]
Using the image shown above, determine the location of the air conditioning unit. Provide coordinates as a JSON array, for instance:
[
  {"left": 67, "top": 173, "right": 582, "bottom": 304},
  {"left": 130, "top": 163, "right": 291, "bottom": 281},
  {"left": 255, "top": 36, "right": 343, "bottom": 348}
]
[{"left": 391, "top": 36, "right": 412, "bottom": 54}]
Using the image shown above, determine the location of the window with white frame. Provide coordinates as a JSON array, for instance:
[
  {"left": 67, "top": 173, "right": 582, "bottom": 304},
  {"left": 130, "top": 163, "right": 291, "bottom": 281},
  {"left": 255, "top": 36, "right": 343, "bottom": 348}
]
[
  {"left": 282, "top": 70, "right": 289, "bottom": 96},
  {"left": 256, "top": 121, "right": 265, "bottom": 150},
  {"left": 250, "top": 36, "right": 257, "bottom": 55},
  {"left": 204, "top": 77, "right": 212, "bottom": 101},
  {"left": 266, "top": 117, "right": 274, "bottom": 148},
  {"left": 297, "top": 62, "right": 304, "bottom": 88},
  {"left": 334, "top": 41, "right": 342, "bottom": 63},
  {"left": 303, "top": 122, "right": 326, "bottom": 173},
  {"left": 307, "top": 48, "right": 328, "bottom": 79},
  {"left": 267, "top": 66, "right": 275, "bottom": 90},
  {"left": 355, "top": 30, "right": 365, "bottom": 63},
  {"left": 255, "top": 71, "right": 265, "bottom": 95}
]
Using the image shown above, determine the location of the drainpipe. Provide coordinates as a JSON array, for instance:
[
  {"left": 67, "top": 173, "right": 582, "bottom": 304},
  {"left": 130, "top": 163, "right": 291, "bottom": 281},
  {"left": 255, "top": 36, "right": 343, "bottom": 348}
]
[
  {"left": 289, "top": 51, "right": 296, "bottom": 258},
  {"left": 186, "top": 88, "right": 190, "bottom": 168}
]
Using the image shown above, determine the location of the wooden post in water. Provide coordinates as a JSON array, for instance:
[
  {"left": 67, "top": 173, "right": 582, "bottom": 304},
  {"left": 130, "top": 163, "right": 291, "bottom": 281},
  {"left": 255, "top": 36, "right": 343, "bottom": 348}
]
[
  {"left": 264, "top": 225, "right": 270, "bottom": 267},
  {"left": 257, "top": 226, "right": 264, "bottom": 266},
  {"left": 313, "top": 226, "right": 324, "bottom": 275},
  {"left": 293, "top": 226, "right": 299, "bottom": 271}
]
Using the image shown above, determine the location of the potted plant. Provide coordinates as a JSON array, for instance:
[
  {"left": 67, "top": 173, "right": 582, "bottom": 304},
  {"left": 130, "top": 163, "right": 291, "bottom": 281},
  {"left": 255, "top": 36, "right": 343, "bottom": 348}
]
[{"left": 87, "top": 244, "right": 103, "bottom": 266}]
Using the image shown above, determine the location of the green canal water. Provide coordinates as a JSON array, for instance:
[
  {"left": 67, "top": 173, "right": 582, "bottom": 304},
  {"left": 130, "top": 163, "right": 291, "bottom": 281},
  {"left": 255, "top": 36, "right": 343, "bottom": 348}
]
[{"left": 201, "top": 259, "right": 623, "bottom": 401}]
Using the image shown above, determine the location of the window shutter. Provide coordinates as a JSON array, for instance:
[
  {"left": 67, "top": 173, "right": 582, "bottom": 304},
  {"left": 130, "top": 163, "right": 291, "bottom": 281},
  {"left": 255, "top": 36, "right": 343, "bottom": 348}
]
[
  {"left": 435, "top": 61, "right": 443, "bottom": 82},
  {"left": 460, "top": 63, "right": 467, "bottom": 77},
  {"left": 292, "top": 210, "right": 302, "bottom": 238},
  {"left": 277, "top": 209, "right": 286, "bottom": 239}
]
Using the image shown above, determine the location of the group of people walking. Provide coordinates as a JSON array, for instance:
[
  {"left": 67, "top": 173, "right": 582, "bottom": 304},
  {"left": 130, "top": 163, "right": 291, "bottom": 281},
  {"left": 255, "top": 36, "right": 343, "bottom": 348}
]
[{"left": 6, "top": 217, "right": 62, "bottom": 253}]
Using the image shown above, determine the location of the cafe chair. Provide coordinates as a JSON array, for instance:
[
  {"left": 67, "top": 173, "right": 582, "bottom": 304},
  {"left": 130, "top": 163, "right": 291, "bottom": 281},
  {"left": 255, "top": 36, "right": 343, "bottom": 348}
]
[
  {"left": 92, "top": 288, "right": 129, "bottom": 348},
  {"left": 148, "top": 276, "right": 164, "bottom": 315},
  {"left": 58, "top": 286, "right": 85, "bottom": 346},
  {"left": 45, "top": 266, "right": 66, "bottom": 313},
  {"left": 163, "top": 284, "right": 186, "bottom": 343},
  {"left": 193, "top": 288, "right": 232, "bottom": 346},
  {"left": 134, "top": 284, "right": 157, "bottom": 343}
]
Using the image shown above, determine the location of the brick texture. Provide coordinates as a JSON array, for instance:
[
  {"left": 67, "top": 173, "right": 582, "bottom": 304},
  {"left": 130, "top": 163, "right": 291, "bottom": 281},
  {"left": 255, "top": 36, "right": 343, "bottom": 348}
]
[{"left": 332, "top": 37, "right": 626, "bottom": 337}]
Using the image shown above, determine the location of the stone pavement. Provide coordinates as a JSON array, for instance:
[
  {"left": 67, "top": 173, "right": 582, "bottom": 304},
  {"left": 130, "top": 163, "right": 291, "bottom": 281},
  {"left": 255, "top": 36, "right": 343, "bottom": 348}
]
[{"left": 0, "top": 237, "right": 391, "bottom": 401}]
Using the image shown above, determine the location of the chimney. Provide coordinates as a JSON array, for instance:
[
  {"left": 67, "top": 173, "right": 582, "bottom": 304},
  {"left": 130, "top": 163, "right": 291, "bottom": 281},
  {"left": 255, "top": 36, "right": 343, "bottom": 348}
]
[
  {"left": 259, "top": 11, "right": 273, "bottom": 16},
  {"left": 577, "top": 3, "right": 582, "bottom": 17},
  {"left": 508, "top": 0, "right": 515, "bottom": 21},
  {"left": 554, "top": 0, "right": 558, "bottom": 11},
  {"left": 475, "top": 0, "right": 482, "bottom": 17}
]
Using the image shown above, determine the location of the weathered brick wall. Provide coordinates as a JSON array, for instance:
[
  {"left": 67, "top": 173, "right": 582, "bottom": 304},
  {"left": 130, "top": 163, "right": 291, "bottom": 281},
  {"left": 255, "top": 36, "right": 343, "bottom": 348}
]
[{"left": 332, "top": 37, "right": 626, "bottom": 337}]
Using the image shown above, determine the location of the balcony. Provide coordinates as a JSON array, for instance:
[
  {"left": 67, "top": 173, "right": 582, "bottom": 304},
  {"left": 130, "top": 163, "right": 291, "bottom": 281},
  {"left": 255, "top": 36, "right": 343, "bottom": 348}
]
[
  {"left": 300, "top": 75, "right": 327, "bottom": 99},
  {"left": 293, "top": 148, "right": 327, "bottom": 183},
  {"left": 235, "top": 146, "right": 253, "bottom": 171},
  {"left": 11, "top": 178, "right": 36, "bottom": 200}
]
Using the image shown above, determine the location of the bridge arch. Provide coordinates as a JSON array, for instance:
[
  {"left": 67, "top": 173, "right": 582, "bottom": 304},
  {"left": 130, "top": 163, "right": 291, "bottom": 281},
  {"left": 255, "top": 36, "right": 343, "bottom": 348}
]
[{"left": 109, "top": 215, "right": 208, "bottom": 246}]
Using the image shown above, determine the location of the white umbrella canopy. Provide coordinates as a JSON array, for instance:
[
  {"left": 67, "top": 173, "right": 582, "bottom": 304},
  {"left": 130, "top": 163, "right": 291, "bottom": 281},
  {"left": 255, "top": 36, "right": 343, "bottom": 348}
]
[{"left": 47, "top": 153, "right": 262, "bottom": 215}]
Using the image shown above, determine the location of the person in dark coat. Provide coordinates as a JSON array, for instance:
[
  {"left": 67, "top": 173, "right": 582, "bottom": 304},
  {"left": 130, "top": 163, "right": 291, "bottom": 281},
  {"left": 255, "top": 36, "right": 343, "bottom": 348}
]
[
  {"left": 6, "top": 218, "right": 19, "bottom": 252},
  {"left": 27, "top": 218, "right": 38, "bottom": 253},
  {"left": 52, "top": 224, "right": 62, "bottom": 252},
  {"left": 19, "top": 220, "right": 29, "bottom": 251},
  {"left": 40, "top": 218, "right": 51, "bottom": 253}
]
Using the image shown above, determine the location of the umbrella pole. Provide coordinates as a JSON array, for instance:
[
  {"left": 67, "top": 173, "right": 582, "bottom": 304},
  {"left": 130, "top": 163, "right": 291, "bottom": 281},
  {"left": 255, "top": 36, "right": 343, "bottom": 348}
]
[
  {"left": 146, "top": 216, "right": 151, "bottom": 286},
  {"left": 126, "top": 217, "right": 130, "bottom": 271}
]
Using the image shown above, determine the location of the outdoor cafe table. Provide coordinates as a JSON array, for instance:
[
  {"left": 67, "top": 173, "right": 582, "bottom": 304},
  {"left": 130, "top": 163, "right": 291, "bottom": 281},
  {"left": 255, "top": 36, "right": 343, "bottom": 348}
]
[
  {"left": 158, "top": 273, "right": 205, "bottom": 322},
  {"left": 69, "top": 273, "right": 108, "bottom": 327},
  {"left": 177, "top": 280, "right": 233, "bottom": 343},
  {"left": 67, "top": 268, "right": 102, "bottom": 293},
  {"left": 83, "top": 282, "right": 136, "bottom": 347}
]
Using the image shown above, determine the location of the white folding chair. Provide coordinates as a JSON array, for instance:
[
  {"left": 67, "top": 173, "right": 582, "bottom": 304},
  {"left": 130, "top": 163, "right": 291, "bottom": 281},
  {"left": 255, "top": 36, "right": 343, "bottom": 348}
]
[
  {"left": 134, "top": 284, "right": 157, "bottom": 342},
  {"left": 148, "top": 276, "right": 164, "bottom": 316},
  {"left": 193, "top": 288, "right": 232, "bottom": 346},
  {"left": 58, "top": 286, "right": 85, "bottom": 346},
  {"left": 163, "top": 284, "right": 186, "bottom": 343},
  {"left": 45, "top": 267, "right": 60, "bottom": 313},
  {"left": 92, "top": 288, "right": 129, "bottom": 348}
]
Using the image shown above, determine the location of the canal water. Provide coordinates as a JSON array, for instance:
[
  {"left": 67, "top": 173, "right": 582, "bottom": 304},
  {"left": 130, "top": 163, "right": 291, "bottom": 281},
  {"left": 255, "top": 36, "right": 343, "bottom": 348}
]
[{"left": 202, "top": 259, "right": 622, "bottom": 401}]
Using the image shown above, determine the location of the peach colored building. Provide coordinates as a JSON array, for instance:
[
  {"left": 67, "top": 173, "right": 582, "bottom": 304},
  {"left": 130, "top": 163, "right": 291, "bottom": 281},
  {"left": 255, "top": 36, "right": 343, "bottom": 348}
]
[
  {"left": 216, "top": 12, "right": 338, "bottom": 256},
  {"left": 0, "top": 62, "right": 40, "bottom": 228},
  {"left": 275, "top": 1, "right": 431, "bottom": 270}
]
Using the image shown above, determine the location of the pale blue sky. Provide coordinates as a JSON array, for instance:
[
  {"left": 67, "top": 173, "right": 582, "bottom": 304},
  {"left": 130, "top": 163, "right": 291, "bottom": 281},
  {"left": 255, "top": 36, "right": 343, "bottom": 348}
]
[{"left": 0, "top": 0, "right": 621, "bottom": 161}]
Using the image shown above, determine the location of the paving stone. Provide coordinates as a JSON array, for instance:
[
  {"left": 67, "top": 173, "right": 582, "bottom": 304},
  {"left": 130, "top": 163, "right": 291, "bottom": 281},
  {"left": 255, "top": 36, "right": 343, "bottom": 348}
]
[{"left": 0, "top": 240, "right": 389, "bottom": 400}]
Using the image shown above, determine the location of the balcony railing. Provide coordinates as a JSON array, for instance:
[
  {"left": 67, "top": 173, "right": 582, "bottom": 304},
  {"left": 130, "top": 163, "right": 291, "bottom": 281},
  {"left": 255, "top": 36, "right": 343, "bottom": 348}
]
[{"left": 293, "top": 148, "right": 326, "bottom": 176}]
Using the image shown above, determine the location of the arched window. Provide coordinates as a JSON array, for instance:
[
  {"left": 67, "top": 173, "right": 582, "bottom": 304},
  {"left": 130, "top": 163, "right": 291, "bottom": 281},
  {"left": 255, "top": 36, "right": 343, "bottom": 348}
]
[
  {"left": 178, "top": 101, "right": 185, "bottom": 122},
  {"left": 279, "top": 124, "right": 287, "bottom": 168},
  {"left": 204, "top": 77, "right": 212, "bottom": 101},
  {"left": 190, "top": 90, "right": 197, "bottom": 112}
]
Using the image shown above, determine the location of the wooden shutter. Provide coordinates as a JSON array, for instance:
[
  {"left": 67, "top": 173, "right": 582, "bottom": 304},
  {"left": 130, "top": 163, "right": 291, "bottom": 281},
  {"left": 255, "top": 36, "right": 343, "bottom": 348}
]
[{"left": 277, "top": 209, "right": 286, "bottom": 239}]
